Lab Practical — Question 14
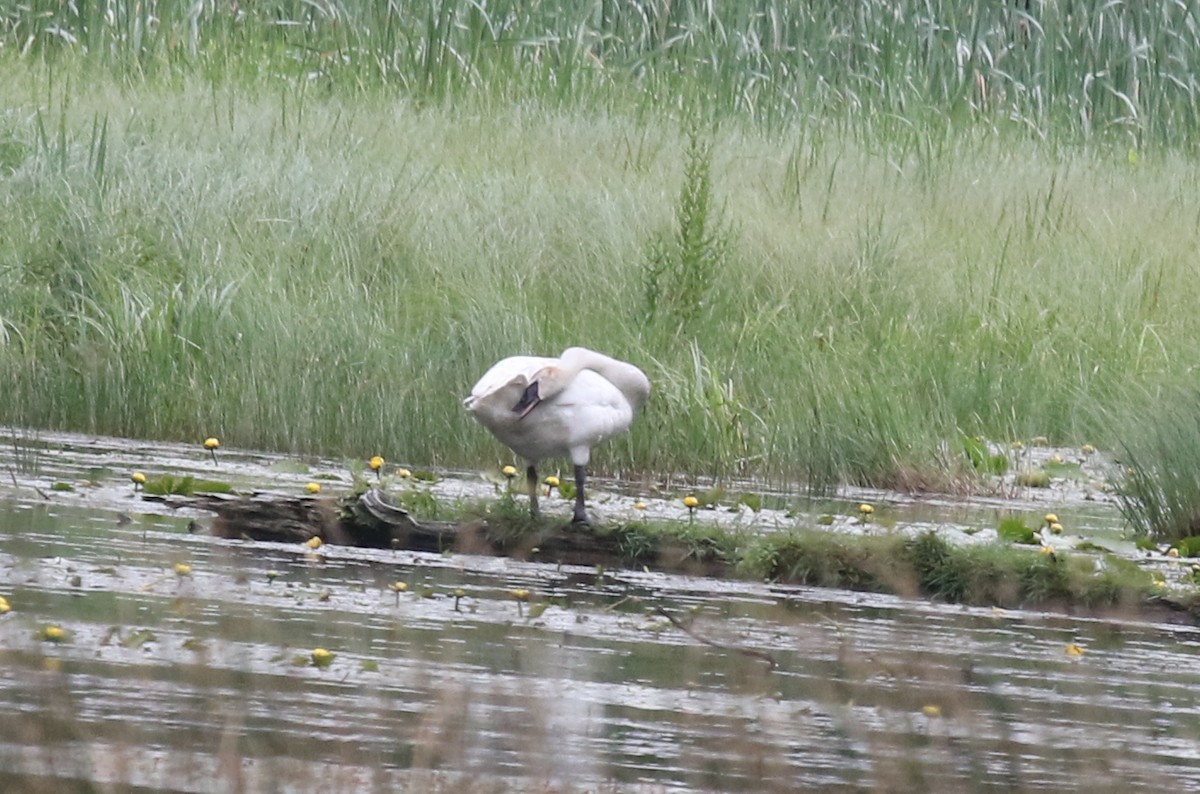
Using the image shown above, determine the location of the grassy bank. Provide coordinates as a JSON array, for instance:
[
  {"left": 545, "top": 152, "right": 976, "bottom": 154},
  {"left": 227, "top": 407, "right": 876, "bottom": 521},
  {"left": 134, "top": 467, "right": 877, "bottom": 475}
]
[
  {"left": 3, "top": 3, "right": 1200, "bottom": 497},
  {"left": 198, "top": 482, "right": 1192, "bottom": 623}
]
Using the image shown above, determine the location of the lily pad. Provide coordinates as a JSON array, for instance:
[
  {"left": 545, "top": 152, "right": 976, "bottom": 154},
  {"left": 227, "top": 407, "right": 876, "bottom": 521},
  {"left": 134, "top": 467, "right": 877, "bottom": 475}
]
[
  {"left": 142, "top": 475, "right": 233, "bottom": 496},
  {"left": 997, "top": 518, "right": 1037, "bottom": 545}
]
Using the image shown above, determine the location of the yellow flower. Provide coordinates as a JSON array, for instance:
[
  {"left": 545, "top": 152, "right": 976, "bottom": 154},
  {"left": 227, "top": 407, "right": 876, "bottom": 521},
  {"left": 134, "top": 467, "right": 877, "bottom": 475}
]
[
  {"left": 1039, "top": 545, "right": 1054, "bottom": 555},
  {"left": 174, "top": 563, "right": 192, "bottom": 576},
  {"left": 41, "top": 625, "right": 66, "bottom": 642},
  {"left": 1065, "top": 643, "right": 1085, "bottom": 657},
  {"left": 921, "top": 704, "right": 942, "bottom": 718},
  {"left": 1081, "top": 444, "right": 1096, "bottom": 455},
  {"left": 396, "top": 467, "right": 412, "bottom": 479},
  {"left": 509, "top": 588, "right": 531, "bottom": 601},
  {"left": 1167, "top": 547, "right": 1180, "bottom": 558},
  {"left": 634, "top": 501, "right": 647, "bottom": 510},
  {"left": 501, "top": 465, "right": 517, "bottom": 478},
  {"left": 858, "top": 504, "right": 874, "bottom": 515},
  {"left": 0, "top": 596, "right": 10, "bottom": 614},
  {"left": 1010, "top": 440, "right": 1024, "bottom": 450},
  {"left": 304, "top": 536, "right": 323, "bottom": 550},
  {"left": 1049, "top": 453, "right": 1064, "bottom": 464},
  {"left": 311, "top": 648, "right": 334, "bottom": 667},
  {"left": 1031, "top": 436, "right": 1049, "bottom": 446},
  {"left": 204, "top": 437, "right": 220, "bottom": 450},
  {"left": 305, "top": 482, "right": 321, "bottom": 494},
  {"left": 369, "top": 455, "right": 384, "bottom": 472},
  {"left": 544, "top": 475, "right": 560, "bottom": 488},
  {"left": 389, "top": 582, "right": 408, "bottom": 593},
  {"left": 1044, "top": 513, "right": 1058, "bottom": 525},
  {"left": 683, "top": 496, "right": 699, "bottom": 509},
  {"left": 266, "top": 570, "right": 279, "bottom": 583},
  {"left": 130, "top": 472, "right": 147, "bottom": 487},
  {"left": 1049, "top": 522, "right": 1063, "bottom": 534}
]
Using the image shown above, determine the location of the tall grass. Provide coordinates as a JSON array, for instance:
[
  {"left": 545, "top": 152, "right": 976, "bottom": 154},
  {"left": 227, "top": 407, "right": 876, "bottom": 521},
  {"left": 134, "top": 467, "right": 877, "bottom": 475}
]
[
  {"left": 4, "top": 4, "right": 1200, "bottom": 491},
  {"left": 1110, "top": 386, "right": 1200, "bottom": 543},
  {"left": 3, "top": 65, "right": 1200, "bottom": 490}
]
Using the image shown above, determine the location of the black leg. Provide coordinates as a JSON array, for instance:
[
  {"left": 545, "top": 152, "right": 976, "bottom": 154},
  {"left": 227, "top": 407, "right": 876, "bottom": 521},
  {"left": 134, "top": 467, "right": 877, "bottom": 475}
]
[
  {"left": 526, "top": 464, "right": 539, "bottom": 517},
  {"left": 572, "top": 464, "right": 589, "bottom": 524}
]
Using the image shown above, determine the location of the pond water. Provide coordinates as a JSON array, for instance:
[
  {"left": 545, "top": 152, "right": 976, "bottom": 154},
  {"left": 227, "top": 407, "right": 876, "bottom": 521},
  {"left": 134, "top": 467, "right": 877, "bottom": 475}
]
[{"left": 1, "top": 430, "right": 1199, "bottom": 792}]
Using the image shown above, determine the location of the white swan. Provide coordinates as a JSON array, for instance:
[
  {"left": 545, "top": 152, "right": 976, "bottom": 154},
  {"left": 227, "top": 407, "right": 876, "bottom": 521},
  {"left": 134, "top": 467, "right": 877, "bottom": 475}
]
[{"left": 464, "top": 347, "right": 651, "bottom": 523}]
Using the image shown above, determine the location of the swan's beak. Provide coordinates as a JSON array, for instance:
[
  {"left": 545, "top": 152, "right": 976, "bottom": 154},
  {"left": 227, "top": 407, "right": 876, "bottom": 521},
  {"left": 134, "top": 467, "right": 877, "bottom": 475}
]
[{"left": 512, "top": 381, "right": 541, "bottom": 419}]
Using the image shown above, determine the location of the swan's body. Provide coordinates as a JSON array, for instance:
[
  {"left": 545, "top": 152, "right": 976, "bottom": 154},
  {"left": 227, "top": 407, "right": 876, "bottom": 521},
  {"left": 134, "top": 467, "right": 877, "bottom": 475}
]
[{"left": 464, "top": 347, "right": 650, "bottom": 523}]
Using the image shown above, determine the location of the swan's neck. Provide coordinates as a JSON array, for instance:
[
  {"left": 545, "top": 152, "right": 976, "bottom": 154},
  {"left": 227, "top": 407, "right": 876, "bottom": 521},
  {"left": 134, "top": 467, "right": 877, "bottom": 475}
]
[{"left": 557, "top": 347, "right": 650, "bottom": 409}]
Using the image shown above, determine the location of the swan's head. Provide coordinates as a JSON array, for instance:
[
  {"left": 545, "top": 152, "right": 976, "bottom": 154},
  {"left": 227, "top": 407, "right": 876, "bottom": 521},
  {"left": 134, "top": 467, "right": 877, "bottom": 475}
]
[{"left": 510, "top": 364, "right": 571, "bottom": 419}]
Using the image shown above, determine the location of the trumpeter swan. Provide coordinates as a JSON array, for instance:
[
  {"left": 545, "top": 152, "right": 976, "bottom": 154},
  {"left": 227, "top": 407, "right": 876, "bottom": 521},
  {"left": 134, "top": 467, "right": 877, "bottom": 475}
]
[{"left": 463, "top": 347, "right": 650, "bottom": 523}]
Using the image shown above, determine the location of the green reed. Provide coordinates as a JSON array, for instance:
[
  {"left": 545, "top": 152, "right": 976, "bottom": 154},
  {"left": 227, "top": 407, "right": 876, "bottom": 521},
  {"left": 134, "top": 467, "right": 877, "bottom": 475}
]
[{"left": 4, "top": 0, "right": 1200, "bottom": 143}]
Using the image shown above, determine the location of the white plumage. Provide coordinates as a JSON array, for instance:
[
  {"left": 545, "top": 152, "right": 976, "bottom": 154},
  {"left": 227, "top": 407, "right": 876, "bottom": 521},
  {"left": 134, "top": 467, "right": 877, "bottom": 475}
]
[{"left": 464, "top": 347, "right": 650, "bottom": 523}]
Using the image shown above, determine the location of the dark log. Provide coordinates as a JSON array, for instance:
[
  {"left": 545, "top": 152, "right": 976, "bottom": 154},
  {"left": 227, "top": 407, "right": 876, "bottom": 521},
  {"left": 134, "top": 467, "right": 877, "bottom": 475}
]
[{"left": 143, "top": 488, "right": 728, "bottom": 574}]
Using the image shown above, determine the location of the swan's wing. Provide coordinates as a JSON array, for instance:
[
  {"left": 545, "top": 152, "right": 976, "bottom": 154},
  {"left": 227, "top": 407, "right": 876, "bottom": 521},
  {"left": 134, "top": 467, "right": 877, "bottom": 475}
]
[
  {"left": 555, "top": 371, "right": 637, "bottom": 447},
  {"left": 467, "top": 356, "right": 555, "bottom": 401}
]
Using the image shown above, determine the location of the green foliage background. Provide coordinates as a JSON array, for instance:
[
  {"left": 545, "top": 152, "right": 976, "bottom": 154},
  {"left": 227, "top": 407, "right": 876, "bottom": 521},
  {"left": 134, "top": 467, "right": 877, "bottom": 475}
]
[{"left": 1, "top": 0, "right": 1199, "bottom": 494}]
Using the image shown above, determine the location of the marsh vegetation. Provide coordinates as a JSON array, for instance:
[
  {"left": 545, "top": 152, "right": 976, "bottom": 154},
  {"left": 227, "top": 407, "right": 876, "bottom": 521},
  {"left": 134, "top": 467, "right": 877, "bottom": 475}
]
[{"left": 2, "top": 2, "right": 1200, "bottom": 531}]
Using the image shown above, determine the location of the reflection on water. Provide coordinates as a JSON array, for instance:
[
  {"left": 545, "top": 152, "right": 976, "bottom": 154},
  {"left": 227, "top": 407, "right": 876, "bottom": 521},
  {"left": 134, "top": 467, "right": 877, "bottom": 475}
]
[{"left": 2, "top": 499, "right": 1200, "bottom": 792}]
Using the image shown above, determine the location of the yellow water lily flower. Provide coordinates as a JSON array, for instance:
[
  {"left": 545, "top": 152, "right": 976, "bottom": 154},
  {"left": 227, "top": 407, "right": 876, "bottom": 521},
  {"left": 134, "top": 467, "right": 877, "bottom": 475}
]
[
  {"left": 1065, "top": 643, "right": 1085, "bottom": 657},
  {"left": 131, "top": 472, "right": 147, "bottom": 490},
  {"left": 858, "top": 504, "right": 875, "bottom": 515},
  {"left": 41, "top": 625, "right": 66, "bottom": 642},
  {"left": 304, "top": 536, "right": 323, "bottom": 550},
  {"left": 174, "top": 563, "right": 192, "bottom": 576},
  {"left": 204, "top": 437, "right": 220, "bottom": 464},
  {"left": 1049, "top": 522, "right": 1063, "bottom": 534},
  {"left": 1168, "top": 547, "right": 1180, "bottom": 558},
  {"left": 683, "top": 496, "right": 699, "bottom": 509},
  {"left": 922, "top": 704, "right": 942, "bottom": 718},
  {"left": 0, "top": 596, "right": 10, "bottom": 614},
  {"left": 634, "top": 501, "right": 647, "bottom": 510},
  {"left": 509, "top": 588, "right": 531, "bottom": 601},
  {"left": 1044, "top": 513, "right": 1058, "bottom": 525},
  {"left": 501, "top": 465, "right": 517, "bottom": 478},
  {"left": 305, "top": 482, "right": 321, "bottom": 494},
  {"left": 544, "top": 475, "right": 560, "bottom": 488},
  {"left": 389, "top": 582, "right": 408, "bottom": 593},
  {"left": 311, "top": 648, "right": 334, "bottom": 667},
  {"left": 1081, "top": 444, "right": 1096, "bottom": 455},
  {"left": 396, "top": 467, "right": 412, "bottom": 479}
]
